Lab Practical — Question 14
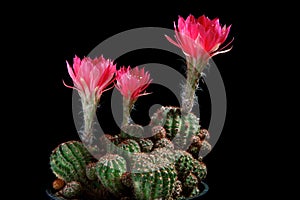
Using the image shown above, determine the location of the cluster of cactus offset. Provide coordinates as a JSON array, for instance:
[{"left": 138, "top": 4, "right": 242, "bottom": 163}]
[{"left": 49, "top": 106, "right": 211, "bottom": 199}]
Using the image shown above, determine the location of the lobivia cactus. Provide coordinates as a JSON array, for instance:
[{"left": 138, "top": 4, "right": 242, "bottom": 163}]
[
  {"left": 130, "top": 152, "right": 177, "bottom": 200},
  {"left": 50, "top": 141, "right": 94, "bottom": 184},
  {"left": 95, "top": 154, "right": 127, "bottom": 197},
  {"left": 118, "top": 139, "right": 141, "bottom": 154}
]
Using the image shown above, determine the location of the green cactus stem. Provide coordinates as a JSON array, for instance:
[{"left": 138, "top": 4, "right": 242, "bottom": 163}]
[
  {"left": 174, "top": 150, "right": 194, "bottom": 179},
  {"left": 151, "top": 106, "right": 200, "bottom": 150},
  {"left": 181, "top": 173, "right": 198, "bottom": 196},
  {"left": 192, "top": 159, "right": 207, "bottom": 182},
  {"left": 95, "top": 154, "right": 127, "bottom": 197},
  {"left": 183, "top": 173, "right": 198, "bottom": 189},
  {"left": 130, "top": 153, "right": 177, "bottom": 200},
  {"left": 50, "top": 141, "right": 94, "bottom": 184},
  {"left": 117, "top": 139, "right": 141, "bottom": 162},
  {"left": 118, "top": 139, "right": 141, "bottom": 154}
]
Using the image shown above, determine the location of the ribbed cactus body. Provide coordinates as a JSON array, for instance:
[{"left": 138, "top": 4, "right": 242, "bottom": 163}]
[
  {"left": 118, "top": 139, "right": 141, "bottom": 154},
  {"left": 181, "top": 173, "right": 198, "bottom": 196},
  {"left": 50, "top": 141, "right": 94, "bottom": 184},
  {"left": 192, "top": 159, "right": 207, "bottom": 181},
  {"left": 130, "top": 154, "right": 177, "bottom": 200},
  {"left": 174, "top": 151, "right": 194, "bottom": 178},
  {"left": 151, "top": 106, "right": 200, "bottom": 150},
  {"left": 151, "top": 106, "right": 181, "bottom": 138},
  {"left": 95, "top": 154, "right": 127, "bottom": 197}
]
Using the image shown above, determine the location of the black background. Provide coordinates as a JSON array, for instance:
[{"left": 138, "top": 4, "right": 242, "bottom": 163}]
[{"left": 14, "top": 0, "right": 275, "bottom": 199}]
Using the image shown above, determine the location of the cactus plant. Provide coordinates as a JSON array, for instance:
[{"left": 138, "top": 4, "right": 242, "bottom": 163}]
[
  {"left": 47, "top": 11, "right": 235, "bottom": 199},
  {"left": 130, "top": 152, "right": 177, "bottom": 200},
  {"left": 50, "top": 141, "right": 94, "bottom": 184},
  {"left": 192, "top": 159, "right": 207, "bottom": 182},
  {"left": 174, "top": 150, "right": 195, "bottom": 178},
  {"left": 95, "top": 154, "right": 127, "bottom": 197},
  {"left": 118, "top": 139, "right": 141, "bottom": 154}
]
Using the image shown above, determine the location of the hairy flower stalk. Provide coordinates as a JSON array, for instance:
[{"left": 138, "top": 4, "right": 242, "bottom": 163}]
[
  {"left": 64, "top": 55, "right": 116, "bottom": 146},
  {"left": 166, "top": 14, "right": 233, "bottom": 113},
  {"left": 116, "top": 66, "right": 152, "bottom": 137}
]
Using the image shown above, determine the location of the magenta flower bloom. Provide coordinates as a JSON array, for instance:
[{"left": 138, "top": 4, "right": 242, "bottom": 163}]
[
  {"left": 166, "top": 14, "right": 233, "bottom": 63},
  {"left": 64, "top": 55, "right": 116, "bottom": 102},
  {"left": 116, "top": 66, "right": 152, "bottom": 102}
]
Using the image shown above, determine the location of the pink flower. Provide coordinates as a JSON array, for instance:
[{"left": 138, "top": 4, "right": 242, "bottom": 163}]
[
  {"left": 116, "top": 66, "right": 152, "bottom": 102},
  {"left": 64, "top": 55, "right": 116, "bottom": 102},
  {"left": 166, "top": 14, "right": 233, "bottom": 63}
]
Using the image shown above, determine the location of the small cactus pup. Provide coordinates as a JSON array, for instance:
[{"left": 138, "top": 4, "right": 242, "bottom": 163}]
[
  {"left": 151, "top": 125, "right": 167, "bottom": 141},
  {"left": 187, "top": 129, "right": 212, "bottom": 159},
  {"left": 95, "top": 154, "right": 127, "bottom": 197},
  {"left": 115, "top": 66, "right": 152, "bottom": 138}
]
